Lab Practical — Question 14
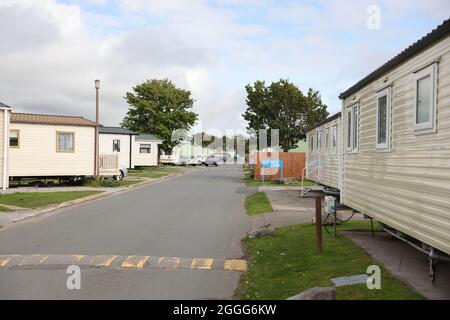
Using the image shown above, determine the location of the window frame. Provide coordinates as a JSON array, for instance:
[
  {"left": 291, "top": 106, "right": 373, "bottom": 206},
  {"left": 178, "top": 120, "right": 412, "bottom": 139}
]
[
  {"left": 317, "top": 130, "right": 322, "bottom": 152},
  {"left": 352, "top": 104, "right": 359, "bottom": 152},
  {"left": 346, "top": 108, "right": 352, "bottom": 152},
  {"left": 56, "top": 131, "right": 75, "bottom": 153},
  {"left": 139, "top": 143, "right": 152, "bottom": 154},
  {"left": 331, "top": 125, "right": 337, "bottom": 154},
  {"left": 376, "top": 87, "right": 391, "bottom": 150},
  {"left": 309, "top": 134, "right": 314, "bottom": 152},
  {"left": 9, "top": 129, "right": 20, "bottom": 148},
  {"left": 113, "top": 139, "right": 121, "bottom": 152},
  {"left": 414, "top": 63, "right": 437, "bottom": 133},
  {"left": 346, "top": 104, "right": 359, "bottom": 153}
]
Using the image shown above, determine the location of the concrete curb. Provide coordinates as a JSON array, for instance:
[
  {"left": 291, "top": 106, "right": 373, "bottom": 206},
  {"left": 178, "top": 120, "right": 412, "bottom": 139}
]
[{"left": 0, "top": 169, "right": 194, "bottom": 230}]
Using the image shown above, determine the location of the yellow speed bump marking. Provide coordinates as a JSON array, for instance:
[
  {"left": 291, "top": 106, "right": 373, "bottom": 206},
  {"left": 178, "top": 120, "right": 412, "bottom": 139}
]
[
  {"left": 94, "top": 255, "right": 117, "bottom": 268},
  {"left": 72, "top": 255, "right": 85, "bottom": 262},
  {"left": 121, "top": 256, "right": 149, "bottom": 269},
  {"left": 191, "top": 258, "right": 214, "bottom": 270},
  {"left": 0, "top": 256, "right": 11, "bottom": 267},
  {"left": 224, "top": 259, "right": 247, "bottom": 272},
  {"left": 161, "top": 257, "right": 181, "bottom": 269}
]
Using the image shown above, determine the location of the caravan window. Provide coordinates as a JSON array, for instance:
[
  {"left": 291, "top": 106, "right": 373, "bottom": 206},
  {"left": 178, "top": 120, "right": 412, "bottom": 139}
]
[
  {"left": 376, "top": 87, "right": 390, "bottom": 149},
  {"left": 140, "top": 144, "right": 151, "bottom": 153},
  {"left": 317, "top": 131, "right": 322, "bottom": 152},
  {"left": 113, "top": 139, "right": 121, "bottom": 152},
  {"left": 346, "top": 105, "right": 359, "bottom": 152},
  {"left": 346, "top": 109, "right": 352, "bottom": 150},
  {"left": 414, "top": 64, "right": 436, "bottom": 133},
  {"left": 10, "top": 129, "right": 20, "bottom": 148},
  {"left": 309, "top": 135, "right": 314, "bottom": 152},
  {"left": 56, "top": 132, "right": 75, "bottom": 152},
  {"left": 332, "top": 125, "right": 337, "bottom": 152},
  {"left": 352, "top": 105, "right": 358, "bottom": 151}
]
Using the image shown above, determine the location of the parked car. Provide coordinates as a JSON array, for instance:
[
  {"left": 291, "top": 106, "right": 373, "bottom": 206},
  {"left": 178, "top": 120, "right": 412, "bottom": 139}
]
[
  {"left": 180, "top": 156, "right": 201, "bottom": 166},
  {"left": 204, "top": 155, "right": 219, "bottom": 167},
  {"left": 114, "top": 165, "right": 128, "bottom": 180}
]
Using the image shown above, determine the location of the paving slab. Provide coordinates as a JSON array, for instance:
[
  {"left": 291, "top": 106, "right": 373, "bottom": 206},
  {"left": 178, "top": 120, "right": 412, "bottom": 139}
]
[
  {"left": 345, "top": 231, "right": 450, "bottom": 300},
  {"left": 252, "top": 190, "right": 361, "bottom": 230},
  {"left": 331, "top": 274, "right": 369, "bottom": 287}
]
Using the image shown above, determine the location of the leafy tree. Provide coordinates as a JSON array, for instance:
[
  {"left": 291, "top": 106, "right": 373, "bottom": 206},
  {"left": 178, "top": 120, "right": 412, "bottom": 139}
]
[
  {"left": 121, "top": 79, "right": 198, "bottom": 152},
  {"left": 242, "top": 79, "right": 328, "bottom": 151},
  {"left": 191, "top": 132, "right": 217, "bottom": 148}
]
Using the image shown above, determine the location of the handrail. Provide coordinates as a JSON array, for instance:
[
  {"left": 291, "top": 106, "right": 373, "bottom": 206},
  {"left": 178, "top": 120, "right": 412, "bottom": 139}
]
[{"left": 301, "top": 159, "right": 321, "bottom": 197}]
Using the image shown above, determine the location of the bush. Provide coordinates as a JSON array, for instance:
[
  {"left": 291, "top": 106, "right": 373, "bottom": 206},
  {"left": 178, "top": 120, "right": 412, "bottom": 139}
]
[{"left": 100, "top": 179, "right": 120, "bottom": 187}]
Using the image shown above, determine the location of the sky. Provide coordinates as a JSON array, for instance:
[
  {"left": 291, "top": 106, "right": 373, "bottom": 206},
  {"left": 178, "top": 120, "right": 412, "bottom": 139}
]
[{"left": 0, "top": 0, "right": 449, "bottom": 136}]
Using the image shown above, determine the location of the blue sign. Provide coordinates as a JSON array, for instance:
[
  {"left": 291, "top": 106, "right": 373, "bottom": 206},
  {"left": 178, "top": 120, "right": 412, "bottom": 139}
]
[
  {"left": 261, "top": 160, "right": 283, "bottom": 184},
  {"left": 261, "top": 160, "right": 282, "bottom": 168}
]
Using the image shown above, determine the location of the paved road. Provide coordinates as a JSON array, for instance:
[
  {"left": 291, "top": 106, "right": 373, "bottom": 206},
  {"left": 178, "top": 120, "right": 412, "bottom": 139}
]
[{"left": 0, "top": 165, "right": 251, "bottom": 299}]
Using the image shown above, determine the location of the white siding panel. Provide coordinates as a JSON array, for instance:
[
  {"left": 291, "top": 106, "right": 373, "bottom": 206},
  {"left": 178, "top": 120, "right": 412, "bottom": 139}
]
[
  {"left": 342, "top": 35, "right": 450, "bottom": 254},
  {"left": 9, "top": 123, "right": 95, "bottom": 177},
  {"left": 99, "top": 133, "right": 133, "bottom": 168},
  {"left": 132, "top": 137, "right": 159, "bottom": 167},
  {"left": 306, "top": 116, "right": 340, "bottom": 189}
]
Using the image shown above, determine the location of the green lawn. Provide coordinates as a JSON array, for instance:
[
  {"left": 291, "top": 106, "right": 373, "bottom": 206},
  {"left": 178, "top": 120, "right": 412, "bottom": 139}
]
[
  {"left": 244, "top": 192, "right": 273, "bottom": 216},
  {"left": 0, "top": 191, "right": 103, "bottom": 209},
  {"left": 128, "top": 166, "right": 185, "bottom": 179},
  {"left": 82, "top": 178, "right": 144, "bottom": 188},
  {"left": 116, "top": 179, "right": 145, "bottom": 187},
  {"left": 236, "top": 220, "right": 423, "bottom": 300}
]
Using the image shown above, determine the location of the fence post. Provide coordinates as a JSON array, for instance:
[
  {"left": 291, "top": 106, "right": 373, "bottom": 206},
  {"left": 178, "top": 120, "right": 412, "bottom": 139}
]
[{"left": 315, "top": 196, "right": 323, "bottom": 253}]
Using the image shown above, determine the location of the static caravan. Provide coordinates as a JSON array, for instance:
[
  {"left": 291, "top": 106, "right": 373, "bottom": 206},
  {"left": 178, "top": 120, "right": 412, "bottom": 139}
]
[
  {"left": 305, "top": 112, "right": 341, "bottom": 191},
  {"left": 99, "top": 126, "right": 137, "bottom": 169},
  {"left": 160, "top": 141, "right": 214, "bottom": 165},
  {"left": 339, "top": 19, "right": 450, "bottom": 256},
  {"left": 8, "top": 112, "right": 98, "bottom": 181},
  {"left": 132, "top": 134, "right": 162, "bottom": 167}
]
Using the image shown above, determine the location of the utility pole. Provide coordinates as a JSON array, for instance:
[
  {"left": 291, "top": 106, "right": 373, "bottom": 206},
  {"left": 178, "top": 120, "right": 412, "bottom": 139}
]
[{"left": 94, "top": 79, "right": 100, "bottom": 181}]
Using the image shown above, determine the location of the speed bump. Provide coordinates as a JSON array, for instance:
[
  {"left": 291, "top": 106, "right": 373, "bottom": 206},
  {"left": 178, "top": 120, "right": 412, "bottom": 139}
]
[{"left": 0, "top": 254, "right": 248, "bottom": 272}]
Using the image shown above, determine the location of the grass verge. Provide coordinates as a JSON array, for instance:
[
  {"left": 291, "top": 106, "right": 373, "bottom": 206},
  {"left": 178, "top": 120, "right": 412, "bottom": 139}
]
[
  {"left": 0, "top": 191, "right": 103, "bottom": 209},
  {"left": 82, "top": 178, "right": 144, "bottom": 188},
  {"left": 128, "top": 166, "right": 185, "bottom": 179},
  {"left": 236, "top": 220, "right": 423, "bottom": 300},
  {"left": 244, "top": 192, "right": 273, "bottom": 216}
]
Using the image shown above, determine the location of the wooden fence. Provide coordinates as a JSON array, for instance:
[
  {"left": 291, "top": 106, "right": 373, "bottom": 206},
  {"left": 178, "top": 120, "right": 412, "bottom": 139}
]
[
  {"left": 99, "top": 154, "right": 119, "bottom": 176},
  {"left": 252, "top": 152, "right": 306, "bottom": 182}
]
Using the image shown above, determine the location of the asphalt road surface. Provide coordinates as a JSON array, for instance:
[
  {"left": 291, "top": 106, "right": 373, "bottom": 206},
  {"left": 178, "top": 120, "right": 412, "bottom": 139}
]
[{"left": 0, "top": 165, "right": 251, "bottom": 299}]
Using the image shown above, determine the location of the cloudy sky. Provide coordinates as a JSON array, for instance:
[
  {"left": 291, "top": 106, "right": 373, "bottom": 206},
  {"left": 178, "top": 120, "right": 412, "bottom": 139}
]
[{"left": 0, "top": 0, "right": 449, "bottom": 135}]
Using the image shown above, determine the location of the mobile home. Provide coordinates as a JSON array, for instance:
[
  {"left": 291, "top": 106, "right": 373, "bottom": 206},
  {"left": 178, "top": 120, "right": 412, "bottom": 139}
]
[
  {"left": 305, "top": 112, "right": 341, "bottom": 191},
  {"left": 132, "top": 134, "right": 162, "bottom": 167},
  {"left": 9, "top": 112, "right": 98, "bottom": 180},
  {"left": 99, "top": 126, "right": 137, "bottom": 169},
  {"left": 339, "top": 19, "right": 450, "bottom": 255}
]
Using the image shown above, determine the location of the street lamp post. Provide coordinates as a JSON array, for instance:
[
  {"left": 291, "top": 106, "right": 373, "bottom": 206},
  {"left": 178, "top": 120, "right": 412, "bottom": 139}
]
[{"left": 94, "top": 79, "right": 100, "bottom": 181}]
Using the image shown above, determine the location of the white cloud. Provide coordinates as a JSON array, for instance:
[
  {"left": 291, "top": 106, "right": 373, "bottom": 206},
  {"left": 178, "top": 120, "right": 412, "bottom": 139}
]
[{"left": 0, "top": 0, "right": 449, "bottom": 134}]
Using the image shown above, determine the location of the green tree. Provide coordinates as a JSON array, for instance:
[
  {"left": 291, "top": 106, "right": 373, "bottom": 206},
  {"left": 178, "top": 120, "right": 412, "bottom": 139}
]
[
  {"left": 121, "top": 79, "right": 198, "bottom": 152},
  {"left": 191, "top": 132, "right": 217, "bottom": 148},
  {"left": 242, "top": 79, "right": 328, "bottom": 151}
]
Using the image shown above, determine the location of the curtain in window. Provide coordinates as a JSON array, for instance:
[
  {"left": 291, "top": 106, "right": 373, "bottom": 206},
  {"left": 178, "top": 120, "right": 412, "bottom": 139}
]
[{"left": 58, "top": 133, "right": 74, "bottom": 151}]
